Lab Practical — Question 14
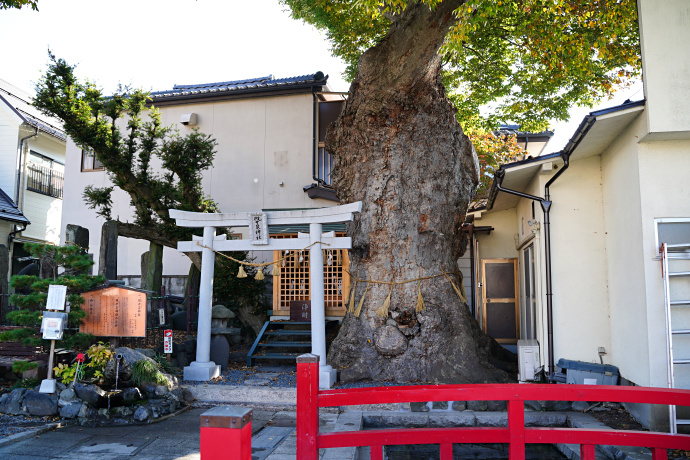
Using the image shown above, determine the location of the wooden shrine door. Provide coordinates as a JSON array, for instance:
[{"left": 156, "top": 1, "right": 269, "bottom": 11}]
[{"left": 481, "top": 258, "right": 519, "bottom": 344}]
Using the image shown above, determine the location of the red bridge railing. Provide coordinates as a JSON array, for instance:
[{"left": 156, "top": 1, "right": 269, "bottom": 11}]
[{"left": 296, "top": 355, "right": 690, "bottom": 460}]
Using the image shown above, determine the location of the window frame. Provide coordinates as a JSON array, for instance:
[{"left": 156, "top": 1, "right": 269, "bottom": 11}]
[{"left": 81, "top": 149, "right": 104, "bottom": 172}]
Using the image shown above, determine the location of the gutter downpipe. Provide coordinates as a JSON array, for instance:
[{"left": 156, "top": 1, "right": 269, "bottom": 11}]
[
  {"left": 492, "top": 115, "right": 596, "bottom": 381},
  {"left": 16, "top": 126, "right": 39, "bottom": 205}
]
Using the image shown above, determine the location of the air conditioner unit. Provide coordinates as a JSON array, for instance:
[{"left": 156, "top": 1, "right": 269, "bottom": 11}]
[{"left": 518, "top": 339, "right": 540, "bottom": 382}]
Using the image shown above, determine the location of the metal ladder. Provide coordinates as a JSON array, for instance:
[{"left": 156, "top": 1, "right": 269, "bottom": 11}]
[{"left": 662, "top": 242, "right": 690, "bottom": 433}]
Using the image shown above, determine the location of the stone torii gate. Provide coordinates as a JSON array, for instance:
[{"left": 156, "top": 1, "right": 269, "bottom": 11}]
[{"left": 169, "top": 202, "right": 361, "bottom": 389}]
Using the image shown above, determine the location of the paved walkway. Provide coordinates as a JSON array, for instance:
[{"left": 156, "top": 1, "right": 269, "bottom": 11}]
[{"left": 0, "top": 382, "right": 655, "bottom": 460}]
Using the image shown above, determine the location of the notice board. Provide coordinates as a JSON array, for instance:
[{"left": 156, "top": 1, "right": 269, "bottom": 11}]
[{"left": 80, "top": 287, "right": 147, "bottom": 337}]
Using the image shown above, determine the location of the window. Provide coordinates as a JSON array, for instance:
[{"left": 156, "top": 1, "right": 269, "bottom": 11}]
[
  {"left": 314, "top": 99, "right": 345, "bottom": 186},
  {"left": 654, "top": 218, "right": 690, "bottom": 257},
  {"left": 26, "top": 152, "right": 64, "bottom": 199},
  {"left": 81, "top": 149, "right": 104, "bottom": 171}
]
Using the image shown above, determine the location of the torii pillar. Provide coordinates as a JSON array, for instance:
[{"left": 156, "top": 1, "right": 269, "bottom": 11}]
[{"left": 170, "top": 202, "right": 361, "bottom": 388}]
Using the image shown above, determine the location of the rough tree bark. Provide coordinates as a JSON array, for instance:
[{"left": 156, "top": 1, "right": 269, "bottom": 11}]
[{"left": 328, "top": 1, "right": 515, "bottom": 383}]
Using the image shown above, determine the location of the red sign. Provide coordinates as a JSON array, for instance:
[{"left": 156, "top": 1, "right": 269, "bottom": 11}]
[{"left": 164, "top": 329, "right": 173, "bottom": 353}]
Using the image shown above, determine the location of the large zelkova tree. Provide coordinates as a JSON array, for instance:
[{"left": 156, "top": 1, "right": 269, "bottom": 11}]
[
  {"left": 282, "top": 0, "right": 640, "bottom": 383},
  {"left": 0, "top": 0, "right": 37, "bottom": 10}
]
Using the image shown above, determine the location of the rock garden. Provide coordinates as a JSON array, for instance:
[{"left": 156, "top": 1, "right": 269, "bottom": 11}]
[{"left": 0, "top": 344, "right": 194, "bottom": 427}]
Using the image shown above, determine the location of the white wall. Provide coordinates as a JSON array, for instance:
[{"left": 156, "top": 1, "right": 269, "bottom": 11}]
[
  {"left": 638, "top": 0, "right": 690, "bottom": 138},
  {"left": 601, "top": 113, "right": 651, "bottom": 386},
  {"left": 62, "top": 92, "right": 335, "bottom": 277},
  {"left": 0, "top": 106, "right": 20, "bottom": 197}
]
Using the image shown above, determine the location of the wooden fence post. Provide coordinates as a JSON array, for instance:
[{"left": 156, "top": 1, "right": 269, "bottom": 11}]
[
  {"left": 199, "top": 406, "right": 252, "bottom": 460},
  {"left": 297, "top": 353, "right": 319, "bottom": 459},
  {"left": 508, "top": 399, "right": 525, "bottom": 460}
]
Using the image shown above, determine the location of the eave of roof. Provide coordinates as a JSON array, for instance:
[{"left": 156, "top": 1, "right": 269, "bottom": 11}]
[
  {"left": 486, "top": 99, "right": 646, "bottom": 212},
  {"left": 0, "top": 80, "right": 66, "bottom": 141},
  {"left": 149, "top": 72, "right": 329, "bottom": 104},
  {"left": 0, "top": 187, "right": 30, "bottom": 225}
]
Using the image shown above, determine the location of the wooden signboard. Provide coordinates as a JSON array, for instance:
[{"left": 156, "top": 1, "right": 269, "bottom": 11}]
[
  {"left": 290, "top": 300, "right": 311, "bottom": 322},
  {"left": 80, "top": 287, "right": 147, "bottom": 337}
]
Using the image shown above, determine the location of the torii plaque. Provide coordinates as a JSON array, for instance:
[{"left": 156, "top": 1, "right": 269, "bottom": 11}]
[{"left": 170, "top": 202, "right": 361, "bottom": 388}]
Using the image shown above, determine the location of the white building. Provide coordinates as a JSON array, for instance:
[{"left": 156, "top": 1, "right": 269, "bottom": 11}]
[
  {"left": 467, "top": 0, "right": 690, "bottom": 430},
  {"left": 0, "top": 78, "right": 65, "bottom": 311},
  {"left": 60, "top": 72, "right": 350, "bottom": 317}
]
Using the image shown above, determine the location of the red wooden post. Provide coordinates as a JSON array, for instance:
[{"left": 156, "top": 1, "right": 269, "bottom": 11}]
[
  {"left": 297, "top": 354, "right": 319, "bottom": 459},
  {"left": 370, "top": 445, "right": 384, "bottom": 460},
  {"left": 440, "top": 442, "right": 453, "bottom": 459},
  {"left": 580, "top": 444, "right": 596, "bottom": 460},
  {"left": 199, "top": 406, "right": 252, "bottom": 460},
  {"left": 508, "top": 399, "right": 525, "bottom": 460},
  {"left": 652, "top": 447, "right": 667, "bottom": 460}
]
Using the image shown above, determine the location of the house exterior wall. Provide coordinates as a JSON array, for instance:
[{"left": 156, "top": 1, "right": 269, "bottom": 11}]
[
  {"left": 538, "top": 155, "right": 612, "bottom": 366},
  {"left": 0, "top": 107, "right": 20, "bottom": 197},
  {"left": 638, "top": 137, "right": 690, "bottom": 388},
  {"left": 600, "top": 112, "right": 650, "bottom": 386},
  {"left": 61, "top": 92, "right": 334, "bottom": 277},
  {"left": 19, "top": 134, "right": 64, "bottom": 245},
  {"left": 638, "top": 0, "right": 690, "bottom": 138}
]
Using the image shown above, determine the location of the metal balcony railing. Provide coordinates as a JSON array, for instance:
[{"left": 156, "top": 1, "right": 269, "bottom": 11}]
[
  {"left": 315, "top": 143, "right": 334, "bottom": 186},
  {"left": 26, "top": 164, "right": 64, "bottom": 199}
]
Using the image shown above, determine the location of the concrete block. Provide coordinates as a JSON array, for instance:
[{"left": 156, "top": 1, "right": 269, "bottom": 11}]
[
  {"left": 474, "top": 412, "right": 507, "bottom": 427},
  {"left": 362, "top": 411, "right": 429, "bottom": 428},
  {"left": 428, "top": 412, "right": 476, "bottom": 428}
]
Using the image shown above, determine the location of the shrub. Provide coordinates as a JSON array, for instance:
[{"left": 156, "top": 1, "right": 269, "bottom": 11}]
[
  {"left": 11, "top": 360, "right": 38, "bottom": 374},
  {"left": 131, "top": 359, "right": 168, "bottom": 388}
]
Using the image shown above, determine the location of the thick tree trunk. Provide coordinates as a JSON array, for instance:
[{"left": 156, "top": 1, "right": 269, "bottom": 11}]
[{"left": 328, "top": 1, "right": 514, "bottom": 383}]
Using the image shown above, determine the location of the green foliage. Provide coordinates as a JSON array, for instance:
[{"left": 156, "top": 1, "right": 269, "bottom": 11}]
[
  {"left": 53, "top": 342, "right": 112, "bottom": 384},
  {"left": 0, "top": 0, "right": 38, "bottom": 10},
  {"left": 467, "top": 130, "right": 524, "bottom": 200},
  {"left": 213, "top": 255, "right": 265, "bottom": 314},
  {"left": 4, "top": 243, "right": 105, "bottom": 346},
  {"left": 131, "top": 359, "right": 169, "bottom": 388},
  {"left": 11, "top": 377, "right": 40, "bottom": 390},
  {"left": 0, "top": 328, "right": 36, "bottom": 342},
  {"left": 154, "top": 353, "right": 179, "bottom": 376},
  {"left": 61, "top": 332, "right": 95, "bottom": 351},
  {"left": 11, "top": 360, "right": 38, "bottom": 374},
  {"left": 34, "top": 53, "right": 219, "bottom": 248},
  {"left": 281, "top": 0, "right": 640, "bottom": 131},
  {"left": 53, "top": 361, "right": 80, "bottom": 384}
]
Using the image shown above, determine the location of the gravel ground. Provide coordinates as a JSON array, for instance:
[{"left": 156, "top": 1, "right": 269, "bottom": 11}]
[{"left": 0, "top": 414, "right": 58, "bottom": 438}]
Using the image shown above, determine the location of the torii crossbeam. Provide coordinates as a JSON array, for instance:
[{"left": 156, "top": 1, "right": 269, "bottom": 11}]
[{"left": 170, "top": 202, "right": 361, "bottom": 388}]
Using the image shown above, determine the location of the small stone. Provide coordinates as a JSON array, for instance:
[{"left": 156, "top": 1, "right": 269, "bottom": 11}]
[
  {"left": 155, "top": 385, "right": 168, "bottom": 396},
  {"left": 571, "top": 401, "right": 590, "bottom": 412},
  {"left": 112, "top": 406, "right": 133, "bottom": 417},
  {"left": 74, "top": 384, "right": 106, "bottom": 406},
  {"left": 181, "top": 388, "right": 195, "bottom": 402},
  {"left": 58, "top": 388, "right": 78, "bottom": 407},
  {"left": 97, "top": 408, "right": 110, "bottom": 419},
  {"left": 144, "top": 383, "right": 158, "bottom": 398},
  {"left": 467, "top": 400, "right": 489, "bottom": 412},
  {"left": 0, "top": 394, "right": 8, "bottom": 405},
  {"left": 134, "top": 407, "right": 151, "bottom": 422},
  {"left": 452, "top": 401, "right": 467, "bottom": 411},
  {"left": 410, "top": 402, "right": 429, "bottom": 412},
  {"left": 24, "top": 391, "right": 58, "bottom": 416},
  {"left": 432, "top": 401, "right": 448, "bottom": 410},
  {"left": 487, "top": 401, "right": 507, "bottom": 411},
  {"left": 78, "top": 404, "right": 97, "bottom": 419},
  {"left": 56, "top": 382, "right": 67, "bottom": 392},
  {"left": 1, "top": 388, "right": 27, "bottom": 415},
  {"left": 60, "top": 402, "right": 82, "bottom": 419},
  {"left": 121, "top": 387, "right": 142, "bottom": 403}
]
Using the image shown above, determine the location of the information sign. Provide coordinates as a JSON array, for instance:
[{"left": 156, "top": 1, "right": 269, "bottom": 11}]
[
  {"left": 42, "top": 317, "right": 64, "bottom": 340},
  {"left": 80, "top": 287, "right": 147, "bottom": 337},
  {"left": 290, "top": 300, "right": 311, "bottom": 322},
  {"left": 248, "top": 212, "right": 268, "bottom": 245},
  {"left": 164, "top": 329, "right": 173, "bottom": 353},
  {"left": 46, "top": 285, "right": 67, "bottom": 311}
]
